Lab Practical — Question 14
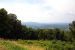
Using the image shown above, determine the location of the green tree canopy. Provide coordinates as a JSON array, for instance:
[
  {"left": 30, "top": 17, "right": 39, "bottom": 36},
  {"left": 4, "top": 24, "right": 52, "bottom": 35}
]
[{"left": 69, "top": 21, "right": 75, "bottom": 39}]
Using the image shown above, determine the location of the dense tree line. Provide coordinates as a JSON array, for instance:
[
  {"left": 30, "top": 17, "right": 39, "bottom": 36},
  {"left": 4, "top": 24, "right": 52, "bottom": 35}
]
[{"left": 0, "top": 8, "right": 74, "bottom": 41}]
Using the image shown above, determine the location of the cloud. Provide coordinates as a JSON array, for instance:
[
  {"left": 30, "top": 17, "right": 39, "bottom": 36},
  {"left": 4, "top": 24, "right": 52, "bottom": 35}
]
[
  {"left": 25, "top": 0, "right": 44, "bottom": 4},
  {"left": 0, "top": 0, "right": 75, "bottom": 23}
]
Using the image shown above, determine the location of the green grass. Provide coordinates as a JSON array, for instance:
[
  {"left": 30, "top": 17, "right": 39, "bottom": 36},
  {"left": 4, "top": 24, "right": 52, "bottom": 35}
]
[
  {"left": 0, "top": 39, "right": 28, "bottom": 50},
  {"left": 46, "top": 40, "right": 75, "bottom": 50},
  {"left": 0, "top": 39, "right": 75, "bottom": 50},
  {"left": 17, "top": 40, "right": 75, "bottom": 50}
]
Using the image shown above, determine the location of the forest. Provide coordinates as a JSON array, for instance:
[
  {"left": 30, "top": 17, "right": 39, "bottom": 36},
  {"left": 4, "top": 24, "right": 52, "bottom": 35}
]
[{"left": 0, "top": 8, "right": 75, "bottom": 50}]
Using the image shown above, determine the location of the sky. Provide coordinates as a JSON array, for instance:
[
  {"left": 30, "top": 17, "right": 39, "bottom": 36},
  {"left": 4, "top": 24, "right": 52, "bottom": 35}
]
[{"left": 0, "top": 0, "right": 75, "bottom": 23}]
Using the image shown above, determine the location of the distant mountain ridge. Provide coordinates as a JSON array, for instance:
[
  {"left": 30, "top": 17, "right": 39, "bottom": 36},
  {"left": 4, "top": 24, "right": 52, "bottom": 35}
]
[{"left": 22, "top": 22, "right": 69, "bottom": 30}]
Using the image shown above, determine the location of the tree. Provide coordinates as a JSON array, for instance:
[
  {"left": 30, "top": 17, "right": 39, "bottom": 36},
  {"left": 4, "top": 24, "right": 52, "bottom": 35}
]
[
  {"left": 0, "top": 8, "right": 22, "bottom": 39},
  {"left": 0, "top": 8, "right": 8, "bottom": 38},
  {"left": 7, "top": 13, "right": 22, "bottom": 39},
  {"left": 54, "top": 28, "right": 64, "bottom": 40},
  {"left": 69, "top": 21, "right": 75, "bottom": 39}
]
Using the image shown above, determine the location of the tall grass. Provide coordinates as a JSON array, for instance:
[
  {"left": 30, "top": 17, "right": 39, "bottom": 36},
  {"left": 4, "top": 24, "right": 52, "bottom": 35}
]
[
  {"left": 0, "top": 39, "right": 75, "bottom": 50},
  {"left": 17, "top": 40, "right": 75, "bottom": 50},
  {"left": 0, "top": 39, "right": 28, "bottom": 50}
]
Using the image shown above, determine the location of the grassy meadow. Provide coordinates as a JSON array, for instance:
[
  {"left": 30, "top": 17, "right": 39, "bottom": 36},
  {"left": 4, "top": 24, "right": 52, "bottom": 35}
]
[
  {"left": 17, "top": 40, "right": 75, "bottom": 50},
  {"left": 0, "top": 39, "right": 75, "bottom": 50}
]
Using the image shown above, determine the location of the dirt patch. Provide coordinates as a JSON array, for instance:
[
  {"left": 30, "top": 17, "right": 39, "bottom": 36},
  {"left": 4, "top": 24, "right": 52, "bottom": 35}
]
[
  {"left": 0, "top": 45, "right": 7, "bottom": 50},
  {"left": 24, "top": 44, "right": 44, "bottom": 50}
]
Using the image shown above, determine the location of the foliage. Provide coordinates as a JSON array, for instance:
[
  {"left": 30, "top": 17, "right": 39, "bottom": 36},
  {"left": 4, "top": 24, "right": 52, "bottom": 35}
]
[
  {"left": 69, "top": 21, "right": 75, "bottom": 39},
  {"left": 0, "top": 8, "right": 22, "bottom": 39}
]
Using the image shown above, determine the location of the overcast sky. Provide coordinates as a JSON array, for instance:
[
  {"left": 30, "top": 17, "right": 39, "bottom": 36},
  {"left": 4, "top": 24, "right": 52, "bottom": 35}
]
[{"left": 0, "top": 0, "right": 75, "bottom": 23}]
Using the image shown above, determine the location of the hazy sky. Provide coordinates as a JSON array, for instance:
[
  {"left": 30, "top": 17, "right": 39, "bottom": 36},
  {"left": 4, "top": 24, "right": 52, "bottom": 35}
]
[{"left": 0, "top": 0, "right": 75, "bottom": 23}]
